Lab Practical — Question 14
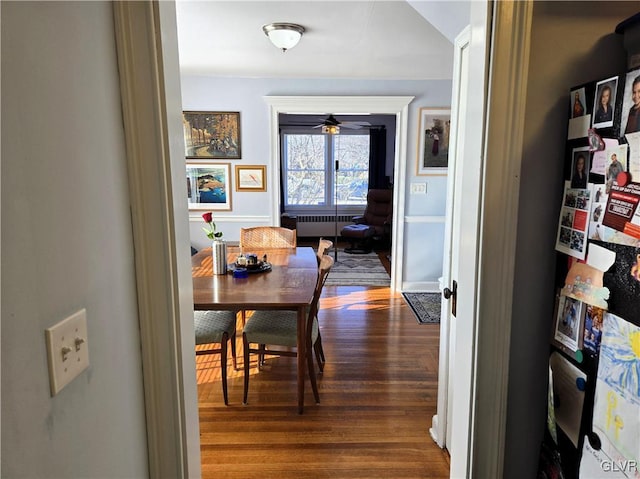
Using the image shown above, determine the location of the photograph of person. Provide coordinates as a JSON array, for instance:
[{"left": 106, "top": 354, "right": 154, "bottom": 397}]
[
  {"left": 592, "top": 77, "right": 618, "bottom": 128},
  {"left": 571, "top": 88, "right": 586, "bottom": 118},
  {"left": 605, "top": 151, "right": 625, "bottom": 193},
  {"left": 554, "top": 295, "right": 584, "bottom": 352},
  {"left": 570, "top": 149, "right": 589, "bottom": 189},
  {"left": 621, "top": 68, "right": 640, "bottom": 134},
  {"left": 583, "top": 305, "right": 604, "bottom": 355}
]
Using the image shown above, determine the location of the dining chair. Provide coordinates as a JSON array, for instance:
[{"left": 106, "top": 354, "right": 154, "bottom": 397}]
[
  {"left": 239, "top": 226, "right": 297, "bottom": 250},
  {"left": 317, "top": 238, "right": 333, "bottom": 265},
  {"left": 238, "top": 226, "right": 297, "bottom": 327},
  {"left": 194, "top": 310, "right": 238, "bottom": 405},
  {"left": 242, "top": 254, "right": 334, "bottom": 407}
]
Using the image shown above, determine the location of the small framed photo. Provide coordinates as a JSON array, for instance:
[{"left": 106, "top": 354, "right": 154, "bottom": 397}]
[
  {"left": 183, "top": 111, "right": 241, "bottom": 159},
  {"left": 416, "top": 107, "right": 451, "bottom": 176},
  {"left": 186, "top": 163, "right": 232, "bottom": 210},
  {"left": 570, "top": 147, "right": 590, "bottom": 189},
  {"left": 552, "top": 294, "right": 585, "bottom": 353},
  {"left": 235, "top": 165, "right": 266, "bottom": 192},
  {"left": 592, "top": 76, "right": 618, "bottom": 129}
]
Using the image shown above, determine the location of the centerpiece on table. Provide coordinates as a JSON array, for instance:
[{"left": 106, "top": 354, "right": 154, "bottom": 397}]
[{"left": 202, "top": 211, "right": 226, "bottom": 275}]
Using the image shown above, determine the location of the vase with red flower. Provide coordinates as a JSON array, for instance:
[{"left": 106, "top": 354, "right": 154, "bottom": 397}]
[{"left": 202, "top": 212, "right": 226, "bottom": 275}]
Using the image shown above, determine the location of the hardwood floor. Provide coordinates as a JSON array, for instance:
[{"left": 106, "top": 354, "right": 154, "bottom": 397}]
[{"left": 196, "top": 283, "right": 450, "bottom": 478}]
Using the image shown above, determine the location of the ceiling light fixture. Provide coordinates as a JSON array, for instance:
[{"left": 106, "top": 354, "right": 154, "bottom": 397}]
[
  {"left": 262, "top": 23, "right": 305, "bottom": 52},
  {"left": 321, "top": 124, "right": 340, "bottom": 135}
]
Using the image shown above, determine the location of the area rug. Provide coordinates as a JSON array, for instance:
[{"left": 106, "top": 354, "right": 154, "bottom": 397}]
[
  {"left": 402, "top": 292, "right": 441, "bottom": 324},
  {"left": 324, "top": 250, "right": 390, "bottom": 286}
]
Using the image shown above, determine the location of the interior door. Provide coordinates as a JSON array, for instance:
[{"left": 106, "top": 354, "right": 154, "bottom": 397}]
[
  {"left": 431, "top": 25, "right": 470, "bottom": 450},
  {"left": 435, "top": 3, "right": 491, "bottom": 477}
]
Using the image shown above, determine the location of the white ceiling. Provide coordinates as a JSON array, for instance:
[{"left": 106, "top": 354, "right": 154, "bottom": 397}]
[{"left": 175, "top": 1, "right": 466, "bottom": 80}]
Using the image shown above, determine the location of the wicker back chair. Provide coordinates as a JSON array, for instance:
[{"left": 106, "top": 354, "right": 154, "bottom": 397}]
[
  {"left": 317, "top": 238, "right": 333, "bottom": 265},
  {"left": 240, "top": 227, "right": 297, "bottom": 249}
]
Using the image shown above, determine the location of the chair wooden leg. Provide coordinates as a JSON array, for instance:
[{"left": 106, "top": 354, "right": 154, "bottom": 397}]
[
  {"left": 307, "top": 336, "right": 320, "bottom": 404},
  {"left": 314, "top": 342, "right": 324, "bottom": 373},
  {"left": 316, "top": 332, "right": 326, "bottom": 362},
  {"left": 230, "top": 330, "right": 238, "bottom": 370},
  {"left": 221, "top": 332, "right": 229, "bottom": 406},
  {"left": 243, "top": 333, "right": 250, "bottom": 405},
  {"left": 314, "top": 332, "right": 325, "bottom": 372}
]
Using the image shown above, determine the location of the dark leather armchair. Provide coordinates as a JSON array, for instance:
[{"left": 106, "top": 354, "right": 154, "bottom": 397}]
[{"left": 341, "top": 189, "right": 393, "bottom": 253}]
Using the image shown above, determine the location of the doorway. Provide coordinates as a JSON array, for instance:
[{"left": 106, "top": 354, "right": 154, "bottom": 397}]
[{"left": 264, "top": 96, "right": 413, "bottom": 292}]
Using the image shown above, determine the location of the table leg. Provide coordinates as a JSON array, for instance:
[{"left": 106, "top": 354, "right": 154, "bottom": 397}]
[{"left": 297, "top": 306, "right": 306, "bottom": 414}]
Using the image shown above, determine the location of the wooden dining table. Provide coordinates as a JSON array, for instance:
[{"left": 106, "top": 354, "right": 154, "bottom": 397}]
[{"left": 191, "top": 246, "right": 318, "bottom": 413}]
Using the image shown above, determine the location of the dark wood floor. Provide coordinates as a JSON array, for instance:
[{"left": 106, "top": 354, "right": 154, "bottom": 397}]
[{"left": 196, "top": 277, "right": 450, "bottom": 478}]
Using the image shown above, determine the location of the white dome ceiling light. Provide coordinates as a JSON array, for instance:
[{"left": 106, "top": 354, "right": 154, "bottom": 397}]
[{"left": 262, "top": 23, "right": 305, "bottom": 52}]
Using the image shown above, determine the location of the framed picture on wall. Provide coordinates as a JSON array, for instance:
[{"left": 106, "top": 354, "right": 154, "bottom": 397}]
[
  {"left": 235, "top": 165, "right": 266, "bottom": 192},
  {"left": 182, "top": 111, "right": 241, "bottom": 159},
  {"left": 416, "top": 107, "right": 451, "bottom": 176},
  {"left": 186, "top": 163, "right": 232, "bottom": 210}
]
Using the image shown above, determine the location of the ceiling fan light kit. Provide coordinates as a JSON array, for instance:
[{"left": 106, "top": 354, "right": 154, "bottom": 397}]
[
  {"left": 312, "top": 114, "right": 371, "bottom": 134},
  {"left": 262, "top": 22, "right": 305, "bottom": 52},
  {"left": 322, "top": 124, "right": 340, "bottom": 135}
]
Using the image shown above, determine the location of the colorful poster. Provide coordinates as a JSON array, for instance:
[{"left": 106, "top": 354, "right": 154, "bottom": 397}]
[
  {"left": 556, "top": 181, "right": 593, "bottom": 260},
  {"left": 592, "top": 313, "right": 640, "bottom": 479},
  {"left": 602, "top": 183, "right": 640, "bottom": 239}
]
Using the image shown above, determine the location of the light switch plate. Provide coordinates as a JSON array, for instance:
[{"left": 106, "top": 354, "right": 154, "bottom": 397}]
[
  {"left": 45, "top": 309, "right": 89, "bottom": 396},
  {"left": 410, "top": 182, "right": 427, "bottom": 194}
]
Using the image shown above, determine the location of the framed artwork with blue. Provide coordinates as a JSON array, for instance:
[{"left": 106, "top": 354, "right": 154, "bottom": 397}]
[{"left": 186, "top": 163, "right": 232, "bottom": 211}]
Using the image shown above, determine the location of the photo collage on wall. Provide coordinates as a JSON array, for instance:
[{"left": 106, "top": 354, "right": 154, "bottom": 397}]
[{"left": 549, "top": 67, "right": 640, "bottom": 479}]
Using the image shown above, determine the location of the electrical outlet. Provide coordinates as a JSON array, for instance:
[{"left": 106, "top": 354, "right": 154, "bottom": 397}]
[
  {"left": 410, "top": 182, "right": 427, "bottom": 194},
  {"left": 45, "top": 309, "right": 89, "bottom": 396}
]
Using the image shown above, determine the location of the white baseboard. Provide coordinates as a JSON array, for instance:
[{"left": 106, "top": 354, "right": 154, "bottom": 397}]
[
  {"left": 401, "top": 281, "right": 440, "bottom": 293},
  {"left": 429, "top": 415, "right": 444, "bottom": 447}
]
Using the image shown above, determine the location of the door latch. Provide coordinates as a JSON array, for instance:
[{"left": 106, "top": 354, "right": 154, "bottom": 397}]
[{"left": 443, "top": 280, "right": 458, "bottom": 317}]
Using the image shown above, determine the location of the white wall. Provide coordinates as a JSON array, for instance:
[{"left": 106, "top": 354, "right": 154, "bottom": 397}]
[
  {"left": 504, "top": 2, "right": 637, "bottom": 477},
  {"left": 181, "top": 75, "right": 451, "bottom": 288},
  {"left": 1, "top": 3, "right": 148, "bottom": 477}
]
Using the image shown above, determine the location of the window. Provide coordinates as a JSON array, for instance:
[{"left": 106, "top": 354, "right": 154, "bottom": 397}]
[{"left": 282, "top": 131, "right": 369, "bottom": 208}]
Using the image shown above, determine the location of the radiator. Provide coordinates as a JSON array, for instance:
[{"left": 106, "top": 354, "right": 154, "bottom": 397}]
[{"left": 295, "top": 214, "right": 354, "bottom": 237}]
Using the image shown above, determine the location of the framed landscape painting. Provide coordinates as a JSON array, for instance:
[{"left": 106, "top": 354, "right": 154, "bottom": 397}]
[
  {"left": 186, "top": 163, "right": 232, "bottom": 210},
  {"left": 417, "top": 107, "right": 451, "bottom": 176},
  {"left": 183, "top": 111, "right": 241, "bottom": 159}
]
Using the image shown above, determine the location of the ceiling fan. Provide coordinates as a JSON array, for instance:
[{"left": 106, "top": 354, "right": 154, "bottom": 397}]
[{"left": 312, "top": 114, "right": 371, "bottom": 130}]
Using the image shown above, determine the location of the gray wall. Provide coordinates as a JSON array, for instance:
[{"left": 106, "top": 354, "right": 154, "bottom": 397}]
[
  {"left": 181, "top": 76, "right": 452, "bottom": 288},
  {"left": 504, "top": 2, "right": 637, "bottom": 477},
  {"left": 1, "top": 2, "right": 149, "bottom": 477}
]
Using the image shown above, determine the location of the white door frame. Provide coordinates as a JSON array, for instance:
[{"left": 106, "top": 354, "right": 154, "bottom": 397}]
[
  {"left": 264, "top": 96, "right": 414, "bottom": 292},
  {"left": 431, "top": 24, "right": 471, "bottom": 450},
  {"left": 114, "top": 0, "right": 534, "bottom": 476},
  {"left": 113, "top": 2, "right": 201, "bottom": 477},
  {"left": 469, "top": 1, "right": 533, "bottom": 476}
]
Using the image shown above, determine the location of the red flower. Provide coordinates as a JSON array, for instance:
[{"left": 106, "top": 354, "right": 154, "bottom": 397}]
[{"left": 202, "top": 211, "right": 223, "bottom": 240}]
